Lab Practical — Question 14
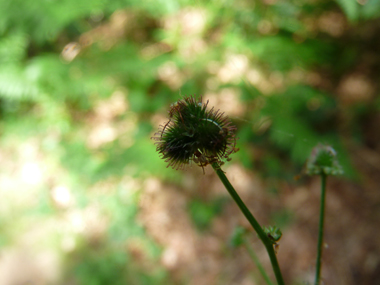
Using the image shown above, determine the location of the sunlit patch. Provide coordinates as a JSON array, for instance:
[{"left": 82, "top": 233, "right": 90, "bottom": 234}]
[
  {"left": 318, "top": 12, "right": 346, "bottom": 37},
  {"left": 178, "top": 38, "right": 207, "bottom": 62},
  {"left": 61, "top": 235, "right": 76, "bottom": 252},
  {"left": 65, "top": 207, "right": 107, "bottom": 240},
  {"left": 67, "top": 211, "right": 85, "bottom": 233},
  {"left": 163, "top": 8, "right": 207, "bottom": 36},
  {"left": 86, "top": 90, "right": 134, "bottom": 149},
  {"left": 143, "top": 177, "right": 161, "bottom": 194},
  {"left": 61, "top": 42, "right": 81, "bottom": 62},
  {"left": 0, "top": 248, "right": 60, "bottom": 284},
  {"left": 157, "top": 61, "right": 184, "bottom": 90},
  {"left": 139, "top": 181, "right": 197, "bottom": 270},
  {"left": 217, "top": 54, "right": 249, "bottom": 83},
  {"left": 121, "top": 176, "right": 141, "bottom": 194},
  {"left": 181, "top": 9, "right": 207, "bottom": 35},
  {"left": 20, "top": 162, "right": 43, "bottom": 185},
  {"left": 140, "top": 43, "right": 172, "bottom": 60},
  {"left": 204, "top": 88, "right": 245, "bottom": 117},
  {"left": 79, "top": 10, "right": 132, "bottom": 50},
  {"left": 51, "top": 185, "right": 72, "bottom": 208},
  {"left": 161, "top": 246, "right": 179, "bottom": 268},
  {"left": 224, "top": 164, "right": 259, "bottom": 195},
  {"left": 87, "top": 123, "right": 117, "bottom": 149},
  {"left": 246, "top": 68, "right": 286, "bottom": 95},
  {"left": 337, "top": 73, "right": 375, "bottom": 105},
  {"left": 246, "top": 68, "right": 262, "bottom": 85},
  {"left": 245, "top": 68, "right": 276, "bottom": 95},
  {"left": 94, "top": 90, "right": 129, "bottom": 120}
]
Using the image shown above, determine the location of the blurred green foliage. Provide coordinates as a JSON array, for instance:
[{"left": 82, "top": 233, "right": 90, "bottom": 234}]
[
  {"left": 188, "top": 197, "right": 227, "bottom": 231},
  {"left": 336, "top": 0, "right": 380, "bottom": 21},
  {"left": 0, "top": 0, "right": 379, "bottom": 283}
]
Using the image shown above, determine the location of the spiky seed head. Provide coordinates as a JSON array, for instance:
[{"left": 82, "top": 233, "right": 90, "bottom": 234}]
[
  {"left": 152, "top": 95, "right": 238, "bottom": 172},
  {"left": 306, "top": 144, "right": 343, "bottom": 176}
]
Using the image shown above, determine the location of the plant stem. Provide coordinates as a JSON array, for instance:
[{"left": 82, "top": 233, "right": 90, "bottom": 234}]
[
  {"left": 315, "top": 173, "right": 327, "bottom": 285},
  {"left": 243, "top": 237, "right": 275, "bottom": 285},
  {"left": 212, "top": 163, "right": 285, "bottom": 285}
]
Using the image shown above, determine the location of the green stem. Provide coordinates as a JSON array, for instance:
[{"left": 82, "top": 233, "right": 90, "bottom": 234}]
[
  {"left": 212, "top": 163, "right": 285, "bottom": 285},
  {"left": 243, "top": 237, "right": 275, "bottom": 285},
  {"left": 315, "top": 173, "right": 327, "bottom": 285}
]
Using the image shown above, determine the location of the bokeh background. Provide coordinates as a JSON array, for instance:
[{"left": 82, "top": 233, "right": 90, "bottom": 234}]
[{"left": 0, "top": 0, "right": 380, "bottom": 284}]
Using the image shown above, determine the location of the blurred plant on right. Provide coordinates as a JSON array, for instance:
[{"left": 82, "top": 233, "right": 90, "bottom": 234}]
[{"left": 306, "top": 144, "right": 343, "bottom": 285}]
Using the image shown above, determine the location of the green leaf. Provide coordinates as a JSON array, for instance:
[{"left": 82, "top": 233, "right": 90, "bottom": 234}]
[{"left": 335, "top": 0, "right": 360, "bottom": 21}]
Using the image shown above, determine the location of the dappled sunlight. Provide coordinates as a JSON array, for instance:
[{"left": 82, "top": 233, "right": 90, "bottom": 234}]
[
  {"left": 318, "top": 11, "right": 347, "bottom": 37},
  {"left": 1, "top": 0, "right": 380, "bottom": 284},
  {"left": 162, "top": 8, "right": 207, "bottom": 37},
  {"left": 79, "top": 10, "right": 132, "bottom": 50},
  {"left": 205, "top": 88, "right": 245, "bottom": 117},
  {"left": 337, "top": 73, "right": 376, "bottom": 105},
  {"left": 87, "top": 123, "right": 118, "bottom": 148},
  {"left": 224, "top": 164, "right": 262, "bottom": 196},
  {"left": 20, "top": 162, "right": 43, "bottom": 185},
  {"left": 51, "top": 185, "right": 72, "bottom": 208},
  {"left": 0, "top": 248, "right": 60, "bottom": 285},
  {"left": 139, "top": 179, "right": 200, "bottom": 276},
  {"left": 217, "top": 54, "right": 249, "bottom": 84},
  {"left": 94, "top": 90, "right": 129, "bottom": 120},
  {"left": 61, "top": 42, "right": 81, "bottom": 62},
  {"left": 157, "top": 61, "right": 185, "bottom": 90},
  {"left": 86, "top": 90, "right": 137, "bottom": 149},
  {"left": 140, "top": 42, "right": 172, "bottom": 60},
  {"left": 179, "top": 38, "right": 208, "bottom": 62}
]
